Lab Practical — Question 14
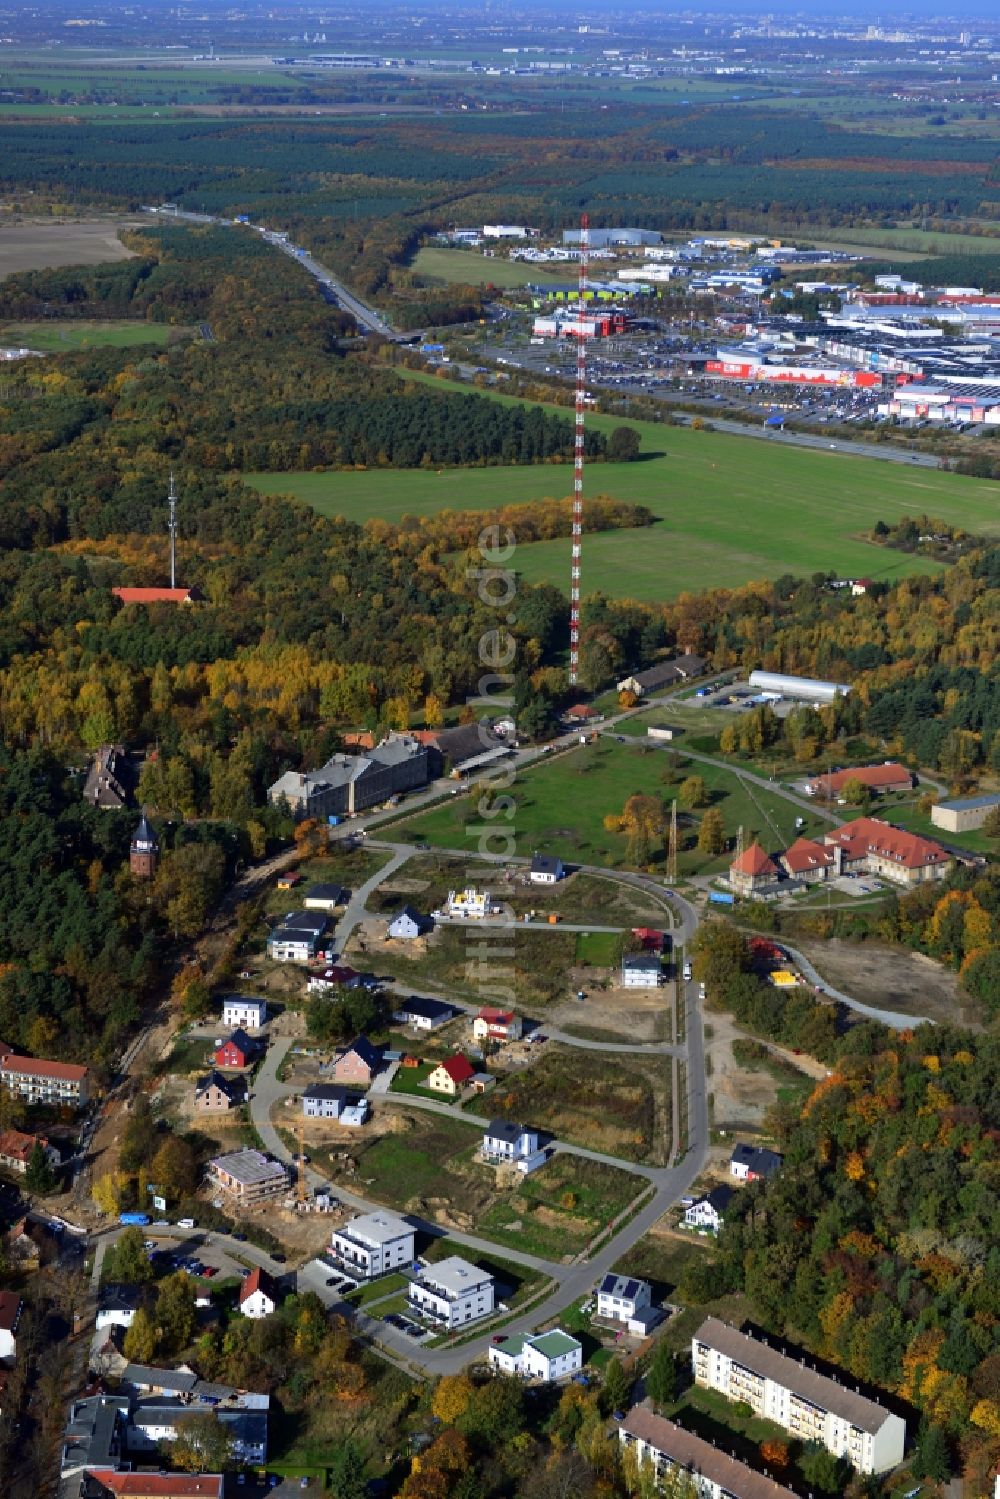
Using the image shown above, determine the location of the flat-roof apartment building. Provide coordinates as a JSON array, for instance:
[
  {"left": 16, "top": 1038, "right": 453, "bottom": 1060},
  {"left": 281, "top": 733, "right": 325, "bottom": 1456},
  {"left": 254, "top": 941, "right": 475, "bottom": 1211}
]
[
  {"left": 206, "top": 1150, "right": 290, "bottom": 1205},
  {"left": 692, "top": 1318, "right": 905, "bottom": 1474},
  {"left": 328, "top": 1211, "right": 415, "bottom": 1280},
  {"left": 406, "top": 1256, "right": 495, "bottom": 1330}
]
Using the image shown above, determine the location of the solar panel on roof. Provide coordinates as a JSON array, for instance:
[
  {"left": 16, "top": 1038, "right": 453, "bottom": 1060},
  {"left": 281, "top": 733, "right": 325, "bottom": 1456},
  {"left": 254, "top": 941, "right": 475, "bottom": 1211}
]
[{"left": 623, "top": 1279, "right": 639, "bottom": 1299}]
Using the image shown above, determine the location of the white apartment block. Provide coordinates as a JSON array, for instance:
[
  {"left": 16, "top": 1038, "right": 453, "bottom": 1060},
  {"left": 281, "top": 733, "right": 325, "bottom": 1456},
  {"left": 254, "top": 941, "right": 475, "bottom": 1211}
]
[
  {"left": 329, "top": 1211, "right": 415, "bottom": 1280},
  {"left": 406, "top": 1256, "right": 495, "bottom": 1330},
  {"left": 620, "top": 1408, "right": 800, "bottom": 1499},
  {"left": 692, "top": 1318, "right": 906, "bottom": 1475},
  {"left": 222, "top": 996, "right": 266, "bottom": 1031},
  {"left": 0, "top": 1054, "right": 89, "bottom": 1107}
]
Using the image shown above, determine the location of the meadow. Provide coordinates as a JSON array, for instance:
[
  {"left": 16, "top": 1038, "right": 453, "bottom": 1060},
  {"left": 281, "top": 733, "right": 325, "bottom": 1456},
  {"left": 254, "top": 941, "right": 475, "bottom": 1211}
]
[
  {"left": 246, "top": 387, "right": 1000, "bottom": 602},
  {"left": 2, "top": 319, "right": 181, "bottom": 351},
  {"left": 391, "top": 738, "right": 831, "bottom": 876},
  {"left": 410, "top": 246, "right": 570, "bottom": 289}
]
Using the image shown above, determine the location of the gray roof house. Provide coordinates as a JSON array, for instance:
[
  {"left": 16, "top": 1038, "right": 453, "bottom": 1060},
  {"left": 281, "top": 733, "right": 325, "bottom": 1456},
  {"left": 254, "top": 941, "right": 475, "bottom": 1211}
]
[
  {"left": 267, "top": 733, "right": 429, "bottom": 820},
  {"left": 617, "top": 654, "right": 707, "bottom": 698},
  {"left": 387, "top": 905, "right": 433, "bottom": 941},
  {"left": 60, "top": 1394, "right": 129, "bottom": 1476},
  {"left": 530, "top": 853, "right": 565, "bottom": 884}
]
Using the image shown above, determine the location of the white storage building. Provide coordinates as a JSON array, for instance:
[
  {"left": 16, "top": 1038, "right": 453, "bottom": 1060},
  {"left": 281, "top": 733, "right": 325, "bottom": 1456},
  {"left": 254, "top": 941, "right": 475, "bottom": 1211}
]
[{"left": 748, "top": 671, "right": 851, "bottom": 704}]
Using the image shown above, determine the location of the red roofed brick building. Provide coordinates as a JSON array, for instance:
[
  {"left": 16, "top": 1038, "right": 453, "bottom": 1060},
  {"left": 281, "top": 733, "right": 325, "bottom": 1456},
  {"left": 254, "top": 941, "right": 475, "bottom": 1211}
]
[
  {"left": 112, "top": 586, "right": 203, "bottom": 606},
  {"left": 823, "top": 817, "right": 951, "bottom": 888},
  {"left": 780, "top": 837, "right": 839, "bottom": 884},
  {"left": 0, "top": 1053, "right": 89, "bottom": 1107},
  {"left": 83, "top": 1475, "right": 223, "bottom": 1499},
  {"left": 806, "top": 763, "right": 913, "bottom": 800},
  {"left": 0, "top": 1129, "right": 58, "bottom": 1176},
  {"left": 729, "top": 842, "right": 779, "bottom": 897}
]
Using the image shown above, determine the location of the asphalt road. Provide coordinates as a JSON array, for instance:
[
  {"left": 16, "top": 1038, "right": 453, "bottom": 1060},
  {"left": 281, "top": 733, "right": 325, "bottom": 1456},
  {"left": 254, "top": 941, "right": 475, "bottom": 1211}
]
[{"left": 248, "top": 848, "right": 707, "bottom": 1374}]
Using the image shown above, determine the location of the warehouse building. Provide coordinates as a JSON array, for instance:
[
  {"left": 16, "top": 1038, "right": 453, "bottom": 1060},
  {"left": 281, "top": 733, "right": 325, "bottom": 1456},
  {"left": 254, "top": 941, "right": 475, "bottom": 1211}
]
[
  {"left": 931, "top": 792, "right": 1000, "bottom": 834},
  {"left": 748, "top": 670, "right": 851, "bottom": 704},
  {"left": 562, "top": 226, "right": 662, "bottom": 249}
]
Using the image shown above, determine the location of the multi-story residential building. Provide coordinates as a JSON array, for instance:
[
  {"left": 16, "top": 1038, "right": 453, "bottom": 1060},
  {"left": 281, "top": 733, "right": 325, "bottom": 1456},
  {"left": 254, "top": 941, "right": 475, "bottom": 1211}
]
[
  {"left": 267, "top": 911, "right": 329, "bottom": 962},
  {"left": 821, "top": 818, "right": 950, "bottom": 889},
  {"left": 0, "top": 1052, "right": 89, "bottom": 1107},
  {"left": 328, "top": 1211, "right": 415, "bottom": 1281},
  {"left": 692, "top": 1318, "right": 906, "bottom": 1474},
  {"left": 473, "top": 1007, "right": 523, "bottom": 1042},
  {"left": 621, "top": 953, "right": 662, "bottom": 988},
  {"left": 267, "top": 733, "right": 429, "bottom": 820},
  {"left": 206, "top": 1149, "right": 289, "bottom": 1205},
  {"left": 406, "top": 1256, "right": 495, "bottom": 1330},
  {"left": 0, "top": 1291, "right": 21, "bottom": 1362},
  {"left": 619, "top": 1408, "right": 800, "bottom": 1499},
  {"left": 81, "top": 1475, "right": 223, "bottom": 1499}
]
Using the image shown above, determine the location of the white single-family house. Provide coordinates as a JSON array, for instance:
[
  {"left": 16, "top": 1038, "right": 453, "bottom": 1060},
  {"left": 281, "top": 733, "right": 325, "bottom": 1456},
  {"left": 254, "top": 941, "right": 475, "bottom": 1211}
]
[
  {"left": 488, "top": 1329, "right": 582, "bottom": 1382},
  {"left": 222, "top": 996, "right": 266, "bottom": 1032}
]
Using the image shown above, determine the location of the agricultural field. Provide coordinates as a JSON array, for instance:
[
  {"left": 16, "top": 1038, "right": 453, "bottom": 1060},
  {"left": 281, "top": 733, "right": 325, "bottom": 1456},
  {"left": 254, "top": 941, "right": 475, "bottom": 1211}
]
[
  {"left": 465, "top": 1044, "right": 672, "bottom": 1166},
  {"left": 392, "top": 738, "right": 830, "bottom": 877},
  {"left": 1, "top": 319, "right": 181, "bottom": 351},
  {"left": 0, "top": 219, "right": 141, "bottom": 279},
  {"left": 246, "top": 391, "right": 1000, "bottom": 603},
  {"left": 410, "top": 246, "right": 569, "bottom": 289}
]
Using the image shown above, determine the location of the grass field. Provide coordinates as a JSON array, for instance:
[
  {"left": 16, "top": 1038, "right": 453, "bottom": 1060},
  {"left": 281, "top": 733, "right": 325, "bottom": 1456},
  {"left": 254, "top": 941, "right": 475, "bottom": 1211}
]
[
  {"left": 411, "top": 246, "right": 569, "bottom": 289},
  {"left": 245, "top": 387, "right": 1000, "bottom": 603},
  {"left": 2, "top": 319, "right": 181, "bottom": 351},
  {"left": 466, "top": 1044, "right": 672, "bottom": 1165},
  {"left": 358, "top": 923, "right": 580, "bottom": 1008},
  {"left": 477, "top": 1153, "right": 646, "bottom": 1260},
  {"left": 392, "top": 738, "right": 830, "bottom": 877}
]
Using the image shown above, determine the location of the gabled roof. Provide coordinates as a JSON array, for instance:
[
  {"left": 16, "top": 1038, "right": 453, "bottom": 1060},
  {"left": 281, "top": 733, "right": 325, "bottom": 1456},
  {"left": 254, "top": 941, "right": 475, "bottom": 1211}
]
[
  {"left": 216, "top": 1028, "right": 257, "bottom": 1055},
  {"left": 341, "top": 1034, "right": 380, "bottom": 1068},
  {"left": 599, "top": 1272, "right": 648, "bottom": 1300},
  {"left": 810, "top": 762, "right": 912, "bottom": 794},
  {"left": 98, "top": 1283, "right": 142, "bottom": 1313},
  {"left": 477, "top": 1006, "right": 516, "bottom": 1024},
  {"left": 239, "top": 1265, "right": 279, "bottom": 1307},
  {"left": 731, "top": 1142, "right": 783, "bottom": 1176},
  {"left": 195, "top": 1070, "right": 246, "bottom": 1101},
  {"left": 485, "top": 1118, "right": 530, "bottom": 1143},
  {"left": 302, "top": 1083, "right": 352, "bottom": 1103},
  {"left": 530, "top": 853, "right": 563, "bottom": 873},
  {"left": 85, "top": 1475, "right": 223, "bottom": 1499},
  {"left": 0, "top": 1128, "right": 49, "bottom": 1164},
  {"left": 436, "top": 1054, "right": 475, "bottom": 1085},
  {"left": 395, "top": 995, "right": 453, "bottom": 1021},
  {"left": 824, "top": 816, "right": 948, "bottom": 870},
  {"left": 781, "top": 837, "right": 835, "bottom": 874},
  {"left": 730, "top": 841, "right": 778, "bottom": 877},
  {"left": 0, "top": 1053, "right": 88, "bottom": 1082},
  {"left": 390, "top": 904, "right": 430, "bottom": 930},
  {"left": 620, "top": 1410, "right": 798, "bottom": 1499},
  {"left": 112, "top": 586, "right": 203, "bottom": 605},
  {"left": 0, "top": 1290, "right": 21, "bottom": 1330},
  {"left": 703, "top": 1185, "right": 736, "bottom": 1215},
  {"left": 306, "top": 882, "right": 346, "bottom": 902},
  {"left": 694, "top": 1317, "right": 897, "bottom": 1434}
]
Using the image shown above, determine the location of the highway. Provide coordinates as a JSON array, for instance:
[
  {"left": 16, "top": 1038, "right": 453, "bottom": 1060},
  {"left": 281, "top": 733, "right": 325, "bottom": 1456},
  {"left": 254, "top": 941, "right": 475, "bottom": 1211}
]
[{"left": 142, "top": 206, "right": 405, "bottom": 340}]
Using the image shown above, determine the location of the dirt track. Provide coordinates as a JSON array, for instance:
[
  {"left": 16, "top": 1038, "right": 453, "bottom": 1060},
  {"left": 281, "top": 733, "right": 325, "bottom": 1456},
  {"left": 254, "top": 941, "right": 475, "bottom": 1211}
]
[{"left": 793, "top": 936, "right": 978, "bottom": 1027}]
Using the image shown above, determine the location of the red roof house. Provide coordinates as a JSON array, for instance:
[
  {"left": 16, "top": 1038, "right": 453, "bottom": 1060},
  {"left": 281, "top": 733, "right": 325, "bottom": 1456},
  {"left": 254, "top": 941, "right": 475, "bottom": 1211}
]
[
  {"left": 213, "top": 1029, "right": 258, "bottom": 1070},
  {"left": 428, "top": 1054, "right": 476, "bottom": 1095},
  {"left": 822, "top": 817, "right": 950, "bottom": 888},
  {"left": 780, "top": 837, "right": 837, "bottom": 882},
  {"left": 113, "top": 586, "right": 203, "bottom": 605}
]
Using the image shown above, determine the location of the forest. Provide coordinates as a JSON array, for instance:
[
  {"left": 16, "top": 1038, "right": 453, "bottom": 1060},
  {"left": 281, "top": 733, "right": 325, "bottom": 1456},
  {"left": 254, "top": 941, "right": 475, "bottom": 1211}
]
[{"left": 681, "top": 972, "right": 1000, "bottom": 1495}]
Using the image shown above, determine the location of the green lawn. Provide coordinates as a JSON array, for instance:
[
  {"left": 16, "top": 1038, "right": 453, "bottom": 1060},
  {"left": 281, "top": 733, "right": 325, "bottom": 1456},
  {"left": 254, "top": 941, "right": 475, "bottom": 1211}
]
[
  {"left": 476, "top": 1154, "right": 646, "bottom": 1260},
  {"left": 2, "top": 320, "right": 184, "bottom": 351},
  {"left": 244, "top": 385, "right": 1000, "bottom": 604},
  {"left": 388, "top": 1062, "right": 444, "bottom": 1099},
  {"left": 392, "top": 739, "right": 829, "bottom": 877},
  {"left": 575, "top": 930, "right": 625, "bottom": 966},
  {"left": 882, "top": 801, "right": 996, "bottom": 856},
  {"left": 411, "top": 246, "right": 569, "bottom": 288}
]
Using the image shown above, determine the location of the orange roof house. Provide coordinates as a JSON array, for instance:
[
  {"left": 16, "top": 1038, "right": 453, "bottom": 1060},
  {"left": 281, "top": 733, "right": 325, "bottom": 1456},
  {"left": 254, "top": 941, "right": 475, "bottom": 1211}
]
[
  {"left": 728, "top": 842, "right": 778, "bottom": 897},
  {"left": 822, "top": 817, "right": 950, "bottom": 887},
  {"left": 807, "top": 763, "right": 912, "bottom": 799}
]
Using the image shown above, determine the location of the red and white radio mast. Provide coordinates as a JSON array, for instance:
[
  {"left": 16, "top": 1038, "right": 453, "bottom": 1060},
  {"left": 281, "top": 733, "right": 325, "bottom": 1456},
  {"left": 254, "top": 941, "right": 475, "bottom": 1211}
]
[{"left": 568, "top": 210, "right": 589, "bottom": 686}]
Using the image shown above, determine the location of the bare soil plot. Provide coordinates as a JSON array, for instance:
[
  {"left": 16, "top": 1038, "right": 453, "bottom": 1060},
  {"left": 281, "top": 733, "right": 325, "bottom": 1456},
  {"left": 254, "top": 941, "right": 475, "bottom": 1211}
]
[
  {"left": 793, "top": 936, "right": 978, "bottom": 1026},
  {"left": 702, "top": 1009, "right": 820, "bottom": 1136},
  {"left": 549, "top": 979, "right": 674, "bottom": 1044},
  {"left": 0, "top": 219, "right": 141, "bottom": 278},
  {"left": 466, "top": 1044, "right": 672, "bottom": 1166}
]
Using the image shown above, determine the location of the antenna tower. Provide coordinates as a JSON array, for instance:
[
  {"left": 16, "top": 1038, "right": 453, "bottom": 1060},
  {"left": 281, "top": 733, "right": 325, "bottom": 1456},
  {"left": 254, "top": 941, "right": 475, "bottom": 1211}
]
[
  {"left": 736, "top": 824, "right": 745, "bottom": 863},
  {"left": 568, "top": 211, "right": 589, "bottom": 685},
  {"left": 668, "top": 800, "right": 678, "bottom": 885},
  {"left": 167, "top": 470, "right": 178, "bottom": 589}
]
